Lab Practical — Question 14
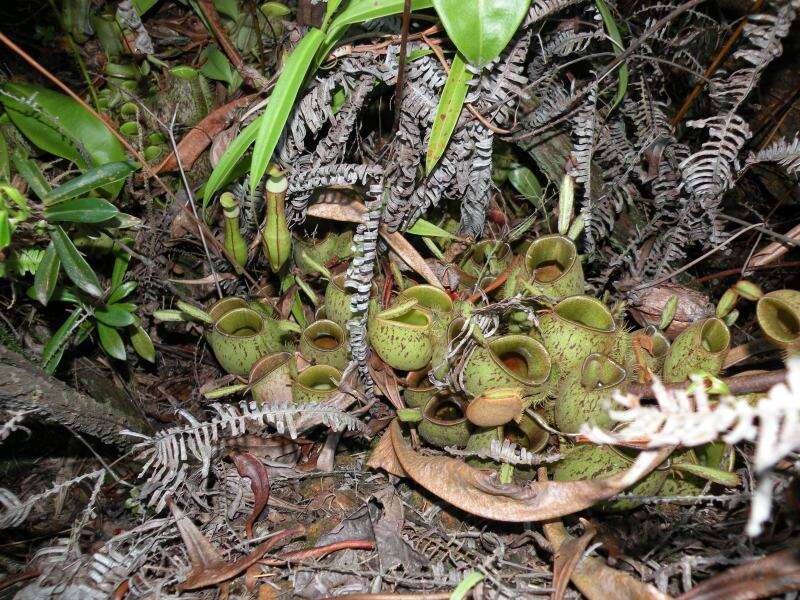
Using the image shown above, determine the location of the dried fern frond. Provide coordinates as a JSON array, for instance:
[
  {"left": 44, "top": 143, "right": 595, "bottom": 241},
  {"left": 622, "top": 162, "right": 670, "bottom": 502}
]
[
  {"left": 581, "top": 358, "right": 800, "bottom": 536},
  {"left": 444, "top": 439, "right": 563, "bottom": 465},
  {"left": 0, "top": 409, "right": 32, "bottom": 442},
  {"left": 125, "top": 400, "right": 363, "bottom": 510},
  {"left": 746, "top": 135, "right": 800, "bottom": 176}
]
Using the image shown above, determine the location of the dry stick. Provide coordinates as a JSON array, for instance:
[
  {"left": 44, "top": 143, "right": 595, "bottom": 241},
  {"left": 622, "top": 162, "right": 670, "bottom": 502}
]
[
  {"left": 320, "top": 594, "right": 451, "bottom": 600},
  {"left": 627, "top": 368, "right": 787, "bottom": 399},
  {"left": 630, "top": 222, "right": 762, "bottom": 291},
  {"left": 671, "top": 0, "right": 766, "bottom": 126},
  {"left": 512, "top": 0, "right": 707, "bottom": 143},
  {"left": 0, "top": 30, "right": 255, "bottom": 286},
  {"left": 259, "top": 540, "right": 375, "bottom": 565},
  {"left": 695, "top": 260, "right": 800, "bottom": 283},
  {"left": 717, "top": 213, "right": 800, "bottom": 247},
  {"left": 392, "top": 0, "right": 413, "bottom": 133},
  {"left": 749, "top": 221, "right": 800, "bottom": 269}
]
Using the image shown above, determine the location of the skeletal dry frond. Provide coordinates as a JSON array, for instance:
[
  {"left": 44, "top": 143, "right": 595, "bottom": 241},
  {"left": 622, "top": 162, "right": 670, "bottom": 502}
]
[
  {"left": 125, "top": 400, "right": 363, "bottom": 510},
  {"left": 746, "top": 135, "right": 800, "bottom": 176},
  {"left": 0, "top": 409, "right": 32, "bottom": 442},
  {"left": 444, "top": 440, "right": 563, "bottom": 466},
  {"left": 581, "top": 357, "right": 800, "bottom": 536}
]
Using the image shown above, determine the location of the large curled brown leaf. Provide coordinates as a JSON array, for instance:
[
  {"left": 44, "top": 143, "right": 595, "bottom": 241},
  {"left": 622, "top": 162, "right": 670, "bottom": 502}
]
[
  {"left": 232, "top": 452, "right": 270, "bottom": 538},
  {"left": 677, "top": 546, "right": 800, "bottom": 600},
  {"left": 544, "top": 519, "right": 671, "bottom": 600},
  {"left": 388, "top": 420, "right": 673, "bottom": 521},
  {"left": 552, "top": 519, "right": 597, "bottom": 600},
  {"left": 306, "top": 201, "right": 443, "bottom": 288}
]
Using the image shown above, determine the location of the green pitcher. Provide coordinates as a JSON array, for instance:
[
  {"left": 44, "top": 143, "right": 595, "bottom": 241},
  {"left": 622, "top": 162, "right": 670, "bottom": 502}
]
[
  {"left": 299, "top": 319, "right": 348, "bottom": 369},
  {"left": 398, "top": 284, "right": 454, "bottom": 363},
  {"left": 418, "top": 395, "right": 472, "bottom": 448},
  {"left": 208, "top": 297, "right": 248, "bottom": 321},
  {"left": 555, "top": 353, "right": 626, "bottom": 434},
  {"left": 293, "top": 231, "right": 353, "bottom": 276},
  {"left": 662, "top": 318, "right": 730, "bottom": 383},
  {"left": 324, "top": 272, "right": 378, "bottom": 328},
  {"left": 461, "top": 240, "right": 512, "bottom": 278},
  {"left": 756, "top": 289, "right": 800, "bottom": 351},
  {"left": 368, "top": 300, "right": 433, "bottom": 371},
  {"left": 536, "top": 295, "right": 617, "bottom": 379},
  {"left": 465, "top": 413, "right": 549, "bottom": 474},
  {"left": 206, "top": 307, "right": 278, "bottom": 376},
  {"left": 462, "top": 334, "right": 552, "bottom": 404},
  {"left": 404, "top": 370, "right": 437, "bottom": 409},
  {"left": 553, "top": 444, "right": 668, "bottom": 511},
  {"left": 522, "top": 234, "right": 584, "bottom": 299},
  {"left": 292, "top": 364, "right": 341, "bottom": 404},
  {"left": 250, "top": 352, "right": 293, "bottom": 406},
  {"left": 631, "top": 325, "right": 670, "bottom": 378}
]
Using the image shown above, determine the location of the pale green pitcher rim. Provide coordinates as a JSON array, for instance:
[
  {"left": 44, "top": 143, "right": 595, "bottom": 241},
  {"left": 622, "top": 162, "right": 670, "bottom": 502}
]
[
  {"left": 301, "top": 319, "right": 345, "bottom": 353},
  {"left": 551, "top": 296, "right": 616, "bottom": 333},
  {"left": 524, "top": 234, "right": 578, "bottom": 284},
  {"left": 487, "top": 334, "right": 552, "bottom": 385},
  {"left": 213, "top": 307, "right": 268, "bottom": 339}
]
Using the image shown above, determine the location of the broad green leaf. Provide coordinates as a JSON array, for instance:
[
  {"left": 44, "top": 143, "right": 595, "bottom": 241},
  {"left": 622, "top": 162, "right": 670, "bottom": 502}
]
[
  {"left": 0, "top": 83, "right": 127, "bottom": 196},
  {"left": 290, "top": 290, "right": 308, "bottom": 329},
  {"left": 203, "top": 117, "right": 260, "bottom": 207},
  {"left": 318, "top": 0, "right": 434, "bottom": 65},
  {"left": 97, "top": 322, "right": 126, "bottom": 360},
  {"left": 95, "top": 305, "right": 136, "bottom": 327},
  {"left": 508, "top": 165, "right": 542, "bottom": 203},
  {"left": 41, "top": 307, "right": 84, "bottom": 373},
  {"left": 426, "top": 52, "right": 470, "bottom": 174},
  {"left": 671, "top": 462, "right": 740, "bottom": 487},
  {"left": 33, "top": 242, "right": 61, "bottom": 306},
  {"left": 431, "top": 0, "right": 530, "bottom": 68},
  {"left": 45, "top": 197, "right": 119, "bottom": 223},
  {"left": 406, "top": 218, "right": 455, "bottom": 239},
  {"left": 176, "top": 300, "right": 214, "bottom": 324},
  {"left": 0, "top": 131, "right": 8, "bottom": 181},
  {"left": 250, "top": 28, "right": 325, "bottom": 194},
  {"left": 130, "top": 323, "right": 156, "bottom": 363},
  {"left": 108, "top": 280, "right": 138, "bottom": 304},
  {"left": 321, "top": 0, "right": 344, "bottom": 30},
  {"left": 595, "top": 0, "right": 628, "bottom": 111},
  {"left": 132, "top": 0, "right": 159, "bottom": 16},
  {"left": 49, "top": 225, "right": 103, "bottom": 298},
  {"left": 44, "top": 162, "right": 137, "bottom": 205},
  {"left": 110, "top": 247, "right": 131, "bottom": 289},
  {"left": 10, "top": 150, "right": 51, "bottom": 200},
  {"left": 0, "top": 210, "right": 9, "bottom": 250},
  {"left": 153, "top": 309, "right": 186, "bottom": 322},
  {"left": 200, "top": 45, "right": 242, "bottom": 91}
]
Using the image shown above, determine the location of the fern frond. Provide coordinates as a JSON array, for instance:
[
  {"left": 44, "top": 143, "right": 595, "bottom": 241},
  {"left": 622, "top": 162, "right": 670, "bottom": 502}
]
[{"left": 746, "top": 135, "right": 800, "bottom": 176}]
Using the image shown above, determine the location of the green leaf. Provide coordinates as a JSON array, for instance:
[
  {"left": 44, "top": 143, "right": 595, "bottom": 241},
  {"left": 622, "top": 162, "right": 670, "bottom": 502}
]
[
  {"left": 406, "top": 218, "right": 455, "bottom": 239},
  {"left": 318, "top": 0, "right": 434, "bottom": 65},
  {"left": 49, "top": 225, "right": 103, "bottom": 298},
  {"left": 508, "top": 165, "right": 542, "bottom": 203},
  {"left": 250, "top": 28, "right": 325, "bottom": 194},
  {"left": 200, "top": 45, "right": 243, "bottom": 91},
  {"left": 557, "top": 173, "right": 574, "bottom": 235},
  {"left": 175, "top": 300, "right": 214, "bottom": 324},
  {"left": 130, "top": 323, "right": 156, "bottom": 362},
  {"left": 97, "top": 322, "right": 126, "bottom": 360},
  {"left": 0, "top": 83, "right": 127, "bottom": 196},
  {"left": 431, "top": 0, "right": 530, "bottom": 68},
  {"left": 41, "top": 307, "right": 84, "bottom": 373},
  {"left": 44, "top": 162, "right": 137, "bottom": 205},
  {"left": 132, "top": 0, "right": 159, "bottom": 16},
  {"left": 595, "top": 0, "right": 628, "bottom": 111},
  {"left": 45, "top": 197, "right": 119, "bottom": 223},
  {"left": 110, "top": 247, "right": 131, "bottom": 289},
  {"left": 153, "top": 309, "right": 186, "bottom": 322},
  {"left": 108, "top": 280, "right": 138, "bottom": 304},
  {"left": 202, "top": 117, "right": 260, "bottom": 208},
  {"left": 95, "top": 305, "right": 136, "bottom": 327},
  {"left": 33, "top": 242, "right": 61, "bottom": 306},
  {"left": 10, "top": 150, "right": 51, "bottom": 200},
  {"left": 426, "top": 52, "right": 470, "bottom": 174},
  {"left": 450, "top": 571, "right": 485, "bottom": 600},
  {"left": 670, "top": 463, "right": 740, "bottom": 487}
]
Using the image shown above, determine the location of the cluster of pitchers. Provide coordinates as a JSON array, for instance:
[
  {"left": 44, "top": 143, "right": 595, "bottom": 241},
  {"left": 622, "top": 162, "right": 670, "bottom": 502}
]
[{"left": 196, "top": 231, "right": 800, "bottom": 502}]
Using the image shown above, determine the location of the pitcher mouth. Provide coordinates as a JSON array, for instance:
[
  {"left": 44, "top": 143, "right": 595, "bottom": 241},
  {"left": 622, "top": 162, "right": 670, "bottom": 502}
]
[
  {"left": 208, "top": 297, "right": 248, "bottom": 322},
  {"left": 377, "top": 307, "right": 432, "bottom": 330},
  {"left": 700, "top": 318, "right": 730, "bottom": 354},
  {"left": 295, "top": 365, "right": 341, "bottom": 392},
  {"left": 249, "top": 352, "right": 292, "bottom": 384},
  {"left": 399, "top": 285, "right": 453, "bottom": 313},
  {"left": 471, "top": 240, "right": 511, "bottom": 263},
  {"left": 553, "top": 296, "right": 616, "bottom": 333},
  {"left": 489, "top": 336, "right": 551, "bottom": 385},
  {"left": 643, "top": 325, "right": 669, "bottom": 358},
  {"left": 525, "top": 235, "right": 577, "bottom": 284},
  {"left": 423, "top": 396, "right": 467, "bottom": 426},
  {"left": 303, "top": 320, "right": 345, "bottom": 352},
  {"left": 580, "top": 353, "right": 627, "bottom": 390},
  {"left": 214, "top": 308, "right": 267, "bottom": 338},
  {"left": 757, "top": 297, "right": 800, "bottom": 345}
]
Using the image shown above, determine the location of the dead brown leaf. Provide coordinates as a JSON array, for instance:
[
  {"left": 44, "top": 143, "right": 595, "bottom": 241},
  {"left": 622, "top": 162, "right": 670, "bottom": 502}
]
[
  {"left": 389, "top": 420, "right": 674, "bottom": 521},
  {"left": 552, "top": 519, "right": 597, "bottom": 600},
  {"left": 232, "top": 452, "right": 270, "bottom": 538},
  {"left": 677, "top": 546, "right": 800, "bottom": 600},
  {"left": 306, "top": 201, "right": 443, "bottom": 289},
  {"left": 367, "top": 427, "right": 408, "bottom": 478},
  {"left": 369, "top": 354, "right": 404, "bottom": 410},
  {"left": 155, "top": 94, "right": 256, "bottom": 173}
]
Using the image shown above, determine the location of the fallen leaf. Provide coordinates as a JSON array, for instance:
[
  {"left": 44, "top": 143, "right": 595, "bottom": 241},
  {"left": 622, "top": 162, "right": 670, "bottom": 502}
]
[
  {"left": 155, "top": 95, "right": 256, "bottom": 173},
  {"left": 169, "top": 499, "right": 302, "bottom": 590},
  {"left": 232, "top": 452, "right": 271, "bottom": 538},
  {"left": 553, "top": 519, "right": 597, "bottom": 600},
  {"left": 544, "top": 518, "right": 670, "bottom": 600},
  {"left": 677, "top": 546, "right": 800, "bottom": 600},
  {"left": 369, "top": 353, "right": 404, "bottom": 410},
  {"left": 306, "top": 201, "right": 443, "bottom": 288},
  {"left": 367, "top": 427, "right": 407, "bottom": 478},
  {"left": 389, "top": 420, "right": 673, "bottom": 521}
]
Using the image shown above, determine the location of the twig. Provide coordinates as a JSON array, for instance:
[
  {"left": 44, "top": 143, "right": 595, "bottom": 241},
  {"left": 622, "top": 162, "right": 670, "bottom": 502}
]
[
  {"left": 717, "top": 213, "right": 799, "bottom": 247},
  {"left": 259, "top": 540, "right": 375, "bottom": 565},
  {"left": 392, "top": 0, "right": 412, "bottom": 133},
  {"left": 626, "top": 369, "right": 787, "bottom": 399},
  {"left": 695, "top": 260, "right": 800, "bottom": 283},
  {"left": 748, "top": 221, "right": 800, "bottom": 269},
  {"left": 320, "top": 594, "right": 451, "bottom": 600}
]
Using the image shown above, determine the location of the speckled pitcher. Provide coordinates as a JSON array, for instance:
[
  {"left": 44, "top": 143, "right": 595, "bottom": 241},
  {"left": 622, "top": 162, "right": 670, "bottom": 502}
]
[
  {"left": 418, "top": 395, "right": 472, "bottom": 448},
  {"left": 462, "top": 334, "right": 552, "bottom": 404},
  {"left": 465, "top": 413, "right": 549, "bottom": 473},
  {"left": 324, "top": 272, "right": 378, "bottom": 328},
  {"left": 662, "top": 317, "right": 730, "bottom": 383},
  {"left": 206, "top": 308, "right": 279, "bottom": 376},
  {"left": 631, "top": 325, "right": 671, "bottom": 378},
  {"left": 293, "top": 231, "right": 353, "bottom": 276},
  {"left": 461, "top": 240, "right": 512, "bottom": 278},
  {"left": 536, "top": 295, "right": 617, "bottom": 378},
  {"left": 300, "top": 319, "right": 348, "bottom": 370},
  {"left": 555, "top": 353, "right": 626, "bottom": 434},
  {"left": 292, "top": 364, "right": 342, "bottom": 404},
  {"left": 404, "top": 370, "right": 437, "bottom": 409},
  {"left": 368, "top": 300, "right": 433, "bottom": 371},
  {"left": 522, "top": 234, "right": 584, "bottom": 299},
  {"left": 756, "top": 289, "right": 800, "bottom": 351},
  {"left": 553, "top": 444, "right": 669, "bottom": 511},
  {"left": 250, "top": 352, "right": 293, "bottom": 406}
]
